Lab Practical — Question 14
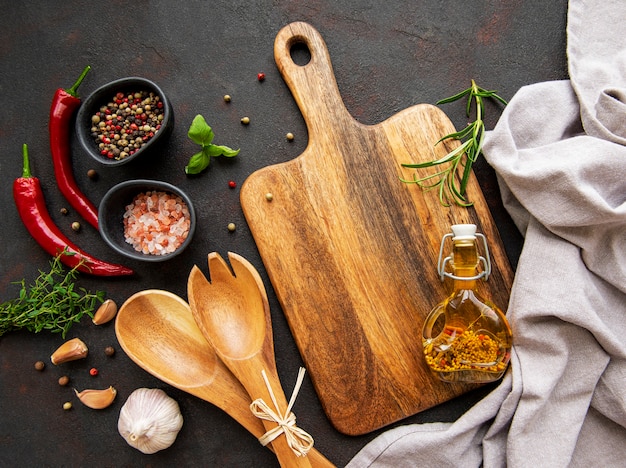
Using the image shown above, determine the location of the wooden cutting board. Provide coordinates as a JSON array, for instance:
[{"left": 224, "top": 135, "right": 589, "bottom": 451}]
[{"left": 240, "top": 22, "right": 514, "bottom": 436}]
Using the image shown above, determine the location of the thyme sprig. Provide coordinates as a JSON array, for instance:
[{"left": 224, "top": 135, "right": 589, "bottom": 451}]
[
  {"left": 0, "top": 252, "right": 105, "bottom": 338},
  {"left": 401, "top": 80, "right": 507, "bottom": 207}
]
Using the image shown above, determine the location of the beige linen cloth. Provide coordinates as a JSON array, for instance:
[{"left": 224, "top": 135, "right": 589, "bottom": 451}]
[{"left": 347, "top": 0, "right": 626, "bottom": 466}]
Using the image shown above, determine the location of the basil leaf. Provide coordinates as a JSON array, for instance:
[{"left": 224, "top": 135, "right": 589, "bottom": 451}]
[
  {"left": 184, "top": 114, "right": 239, "bottom": 176},
  {"left": 214, "top": 145, "right": 240, "bottom": 157},
  {"left": 205, "top": 144, "right": 226, "bottom": 157},
  {"left": 184, "top": 150, "right": 210, "bottom": 175},
  {"left": 187, "top": 115, "right": 214, "bottom": 146}
]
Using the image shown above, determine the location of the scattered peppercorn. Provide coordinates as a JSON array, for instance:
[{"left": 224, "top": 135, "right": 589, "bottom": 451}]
[
  {"left": 286, "top": 132, "right": 295, "bottom": 141},
  {"left": 227, "top": 223, "right": 236, "bottom": 232},
  {"left": 60, "top": 207, "right": 69, "bottom": 215},
  {"left": 228, "top": 180, "right": 237, "bottom": 189},
  {"left": 63, "top": 401, "right": 72, "bottom": 411},
  {"left": 223, "top": 94, "right": 231, "bottom": 103},
  {"left": 87, "top": 169, "right": 98, "bottom": 180},
  {"left": 89, "top": 90, "right": 165, "bottom": 161},
  {"left": 104, "top": 346, "right": 115, "bottom": 357},
  {"left": 265, "top": 193, "right": 274, "bottom": 202},
  {"left": 241, "top": 116, "right": 250, "bottom": 125},
  {"left": 89, "top": 367, "right": 99, "bottom": 376},
  {"left": 71, "top": 221, "right": 81, "bottom": 232},
  {"left": 58, "top": 375, "right": 70, "bottom": 386},
  {"left": 34, "top": 360, "right": 45, "bottom": 371},
  {"left": 257, "top": 72, "right": 266, "bottom": 81}
]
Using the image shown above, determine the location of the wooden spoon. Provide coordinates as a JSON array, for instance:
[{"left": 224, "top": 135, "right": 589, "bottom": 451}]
[
  {"left": 188, "top": 252, "right": 313, "bottom": 468},
  {"left": 115, "top": 289, "right": 332, "bottom": 467}
]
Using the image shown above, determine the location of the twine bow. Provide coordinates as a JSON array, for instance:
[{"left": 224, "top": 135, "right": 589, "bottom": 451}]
[{"left": 249, "top": 367, "right": 314, "bottom": 457}]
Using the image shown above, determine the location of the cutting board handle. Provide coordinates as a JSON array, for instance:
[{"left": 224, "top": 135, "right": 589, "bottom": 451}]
[{"left": 274, "top": 22, "right": 353, "bottom": 140}]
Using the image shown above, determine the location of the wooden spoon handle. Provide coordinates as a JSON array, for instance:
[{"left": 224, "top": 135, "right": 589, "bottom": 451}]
[
  {"left": 199, "top": 380, "right": 332, "bottom": 467},
  {"left": 235, "top": 360, "right": 313, "bottom": 468}
]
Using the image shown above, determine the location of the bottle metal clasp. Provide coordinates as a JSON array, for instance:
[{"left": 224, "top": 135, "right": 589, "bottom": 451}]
[{"left": 437, "top": 232, "right": 492, "bottom": 282}]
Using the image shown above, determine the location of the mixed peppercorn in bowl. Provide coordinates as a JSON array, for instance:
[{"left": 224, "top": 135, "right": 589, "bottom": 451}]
[{"left": 75, "top": 77, "right": 173, "bottom": 166}]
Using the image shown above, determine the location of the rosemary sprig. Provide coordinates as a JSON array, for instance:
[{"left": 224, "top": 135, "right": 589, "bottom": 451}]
[
  {"left": 401, "top": 80, "right": 507, "bottom": 206},
  {"left": 0, "top": 252, "right": 105, "bottom": 338}
]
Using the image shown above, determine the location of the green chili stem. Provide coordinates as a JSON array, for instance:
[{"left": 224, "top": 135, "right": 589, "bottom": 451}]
[
  {"left": 21, "top": 144, "right": 32, "bottom": 178},
  {"left": 65, "top": 65, "right": 91, "bottom": 97}
]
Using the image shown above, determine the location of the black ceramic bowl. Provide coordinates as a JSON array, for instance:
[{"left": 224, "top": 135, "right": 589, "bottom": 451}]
[
  {"left": 99, "top": 180, "right": 195, "bottom": 262},
  {"left": 76, "top": 77, "right": 173, "bottom": 166}
]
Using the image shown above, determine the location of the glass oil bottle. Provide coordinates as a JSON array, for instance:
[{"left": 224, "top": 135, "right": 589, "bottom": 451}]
[{"left": 422, "top": 224, "right": 512, "bottom": 383}]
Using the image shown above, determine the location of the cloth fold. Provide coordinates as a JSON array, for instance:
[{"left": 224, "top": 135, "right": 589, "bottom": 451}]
[{"left": 347, "top": 0, "right": 626, "bottom": 466}]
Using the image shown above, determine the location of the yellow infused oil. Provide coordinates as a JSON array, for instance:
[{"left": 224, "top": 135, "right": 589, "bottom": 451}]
[{"left": 422, "top": 224, "right": 512, "bottom": 383}]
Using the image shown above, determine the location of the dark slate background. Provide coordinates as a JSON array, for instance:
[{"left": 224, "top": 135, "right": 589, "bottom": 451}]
[{"left": 0, "top": 1, "right": 568, "bottom": 466}]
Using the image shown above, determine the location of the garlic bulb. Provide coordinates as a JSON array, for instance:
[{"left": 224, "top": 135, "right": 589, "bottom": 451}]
[{"left": 118, "top": 388, "right": 183, "bottom": 454}]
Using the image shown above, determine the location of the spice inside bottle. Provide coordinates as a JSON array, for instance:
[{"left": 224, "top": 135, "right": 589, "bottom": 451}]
[{"left": 422, "top": 224, "right": 512, "bottom": 383}]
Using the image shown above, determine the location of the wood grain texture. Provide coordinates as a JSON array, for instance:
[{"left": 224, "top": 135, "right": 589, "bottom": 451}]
[{"left": 240, "top": 22, "right": 514, "bottom": 436}]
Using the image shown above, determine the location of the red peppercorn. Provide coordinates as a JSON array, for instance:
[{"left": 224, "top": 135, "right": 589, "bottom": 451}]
[
  {"left": 89, "top": 367, "right": 99, "bottom": 376},
  {"left": 257, "top": 72, "right": 266, "bottom": 81},
  {"left": 228, "top": 180, "right": 237, "bottom": 189}
]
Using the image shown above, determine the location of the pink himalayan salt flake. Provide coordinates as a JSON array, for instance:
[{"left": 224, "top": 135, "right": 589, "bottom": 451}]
[{"left": 123, "top": 190, "right": 191, "bottom": 255}]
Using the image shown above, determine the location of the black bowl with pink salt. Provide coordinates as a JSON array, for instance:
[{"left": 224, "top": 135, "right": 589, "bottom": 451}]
[{"left": 99, "top": 179, "right": 196, "bottom": 262}]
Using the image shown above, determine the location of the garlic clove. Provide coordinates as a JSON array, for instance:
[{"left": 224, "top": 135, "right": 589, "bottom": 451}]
[
  {"left": 118, "top": 388, "right": 184, "bottom": 454},
  {"left": 92, "top": 299, "right": 118, "bottom": 325},
  {"left": 51, "top": 337, "right": 88, "bottom": 365},
  {"left": 74, "top": 386, "right": 117, "bottom": 409}
]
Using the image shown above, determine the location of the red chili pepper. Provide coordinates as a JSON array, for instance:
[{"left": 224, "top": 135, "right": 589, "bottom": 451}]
[
  {"left": 49, "top": 66, "right": 99, "bottom": 230},
  {"left": 13, "top": 144, "right": 134, "bottom": 276}
]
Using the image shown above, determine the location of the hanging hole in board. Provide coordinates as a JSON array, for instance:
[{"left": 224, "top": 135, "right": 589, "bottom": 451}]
[{"left": 290, "top": 40, "right": 311, "bottom": 66}]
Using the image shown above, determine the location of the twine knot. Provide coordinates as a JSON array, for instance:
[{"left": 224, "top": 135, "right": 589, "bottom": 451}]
[{"left": 249, "top": 367, "right": 314, "bottom": 457}]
